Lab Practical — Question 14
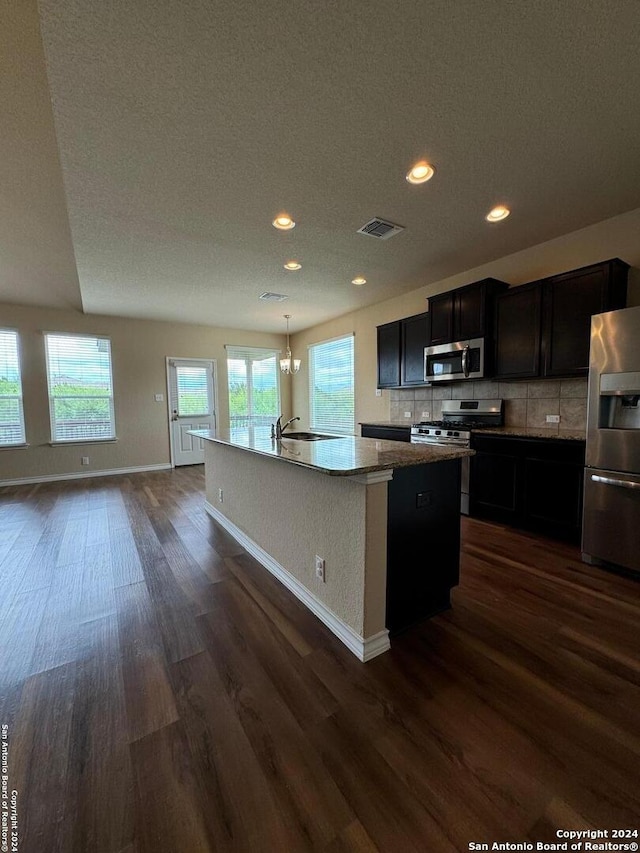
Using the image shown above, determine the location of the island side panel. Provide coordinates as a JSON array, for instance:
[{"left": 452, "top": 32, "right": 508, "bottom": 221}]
[
  {"left": 363, "top": 481, "right": 389, "bottom": 639},
  {"left": 203, "top": 441, "right": 369, "bottom": 637},
  {"left": 386, "top": 459, "right": 462, "bottom": 634}
]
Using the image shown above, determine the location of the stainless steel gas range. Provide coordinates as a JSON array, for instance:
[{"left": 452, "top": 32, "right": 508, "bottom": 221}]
[{"left": 411, "top": 399, "right": 504, "bottom": 514}]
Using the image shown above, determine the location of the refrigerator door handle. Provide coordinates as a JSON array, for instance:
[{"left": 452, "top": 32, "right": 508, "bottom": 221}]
[{"left": 591, "top": 474, "right": 640, "bottom": 491}]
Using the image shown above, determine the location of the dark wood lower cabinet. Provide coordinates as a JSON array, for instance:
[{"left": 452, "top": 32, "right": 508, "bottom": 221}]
[
  {"left": 386, "top": 459, "right": 461, "bottom": 633},
  {"left": 360, "top": 424, "right": 411, "bottom": 442},
  {"left": 469, "top": 434, "right": 585, "bottom": 542}
]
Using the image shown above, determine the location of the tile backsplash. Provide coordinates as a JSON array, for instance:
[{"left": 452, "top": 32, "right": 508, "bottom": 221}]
[{"left": 389, "top": 377, "right": 588, "bottom": 435}]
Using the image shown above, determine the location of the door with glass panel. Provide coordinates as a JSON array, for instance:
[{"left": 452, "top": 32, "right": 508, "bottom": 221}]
[{"left": 167, "top": 359, "right": 216, "bottom": 466}]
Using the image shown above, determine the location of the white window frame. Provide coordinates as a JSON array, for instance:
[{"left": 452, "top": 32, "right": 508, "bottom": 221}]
[
  {"left": 44, "top": 332, "right": 116, "bottom": 444},
  {"left": 308, "top": 333, "right": 355, "bottom": 435},
  {"left": 225, "top": 346, "right": 281, "bottom": 438},
  {"left": 0, "top": 328, "right": 26, "bottom": 447}
]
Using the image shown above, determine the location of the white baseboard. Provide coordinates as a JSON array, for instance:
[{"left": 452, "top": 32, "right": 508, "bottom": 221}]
[
  {"left": 204, "top": 500, "right": 390, "bottom": 662},
  {"left": 0, "top": 463, "right": 172, "bottom": 488}
]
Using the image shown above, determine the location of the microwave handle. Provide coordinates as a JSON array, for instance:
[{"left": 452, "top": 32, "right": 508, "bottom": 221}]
[{"left": 461, "top": 345, "right": 470, "bottom": 378}]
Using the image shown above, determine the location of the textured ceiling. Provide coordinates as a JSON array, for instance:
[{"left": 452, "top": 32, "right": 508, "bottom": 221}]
[
  {"left": 2, "top": 1, "right": 640, "bottom": 332},
  {"left": 0, "top": 1, "right": 81, "bottom": 311}
]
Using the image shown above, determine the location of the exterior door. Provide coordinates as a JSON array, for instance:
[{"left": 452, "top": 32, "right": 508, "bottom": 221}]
[{"left": 167, "top": 358, "right": 216, "bottom": 466}]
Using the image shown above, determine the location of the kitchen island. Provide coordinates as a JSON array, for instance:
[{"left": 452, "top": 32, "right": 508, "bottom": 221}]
[{"left": 190, "top": 430, "right": 473, "bottom": 660}]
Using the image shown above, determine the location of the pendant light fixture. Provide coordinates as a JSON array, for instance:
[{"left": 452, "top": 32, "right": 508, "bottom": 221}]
[{"left": 280, "top": 314, "right": 301, "bottom": 374}]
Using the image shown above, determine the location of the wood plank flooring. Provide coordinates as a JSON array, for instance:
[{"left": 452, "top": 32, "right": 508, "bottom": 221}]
[{"left": 0, "top": 467, "right": 638, "bottom": 852}]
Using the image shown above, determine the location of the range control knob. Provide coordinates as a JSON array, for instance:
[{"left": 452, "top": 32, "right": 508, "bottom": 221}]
[{"left": 435, "top": 429, "right": 441, "bottom": 435}]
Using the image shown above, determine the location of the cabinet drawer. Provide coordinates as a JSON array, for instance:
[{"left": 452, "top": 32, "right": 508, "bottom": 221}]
[{"left": 361, "top": 425, "right": 411, "bottom": 442}]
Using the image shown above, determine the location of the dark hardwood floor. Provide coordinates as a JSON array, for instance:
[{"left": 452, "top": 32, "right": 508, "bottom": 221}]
[{"left": 0, "top": 467, "right": 638, "bottom": 852}]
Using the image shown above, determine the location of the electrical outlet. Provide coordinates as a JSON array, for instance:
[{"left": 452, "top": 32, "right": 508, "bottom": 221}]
[
  {"left": 546, "top": 414, "right": 561, "bottom": 424},
  {"left": 404, "top": 411, "right": 412, "bottom": 418},
  {"left": 218, "top": 488, "right": 224, "bottom": 503},
  {"left": 421, "top": 410, "right": 430, "bottom": 419},
  {"left": 375, "top": 389, "right": 382, "bottom": 397},
  {"left": 154, "top": 393, "right": 164, "bottom": 402},
  {"left": 81, "top": 456, "right": 89, "bottom": 465},
  {"left": 315, "top": 555, "right": 325, "bottom": 582}
]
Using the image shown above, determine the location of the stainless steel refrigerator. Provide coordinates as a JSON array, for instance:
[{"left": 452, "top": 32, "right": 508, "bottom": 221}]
[{"left": 582, "top": 304, "right": 640, "bottom": 574}]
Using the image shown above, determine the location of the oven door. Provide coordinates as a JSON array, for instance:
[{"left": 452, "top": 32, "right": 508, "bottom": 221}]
[{"left": 424, "top": 338, "right": 484, "bottom": 382}]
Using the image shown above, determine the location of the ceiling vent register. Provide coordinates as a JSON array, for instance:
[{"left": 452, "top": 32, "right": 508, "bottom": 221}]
[
  {"left": 357, "top": 217, "right": 405, "bottom": 240},
  {"left": 259, "top": 292, "right": 289, "bottom": 302}
]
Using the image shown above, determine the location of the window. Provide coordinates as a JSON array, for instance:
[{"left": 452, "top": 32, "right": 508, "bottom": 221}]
[
  {"left": 45, "top": 333, "right": 116, "bottom": 442},
  {"left": 309, "top": 334, "right": 355, "bottom": 434},
  {"left": 226, "top": 347, "right": 280, "bottom": 441},
  {"left": 175, "top": 364, "right": 210, "bottom": 416},
  {"left": 0, "top": 329, "right": 26, "bottom": 446}
]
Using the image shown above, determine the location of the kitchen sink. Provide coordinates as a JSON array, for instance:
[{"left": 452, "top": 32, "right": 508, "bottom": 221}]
[{"left": 280, "top": 431, "right": 343, "bottom": 441}]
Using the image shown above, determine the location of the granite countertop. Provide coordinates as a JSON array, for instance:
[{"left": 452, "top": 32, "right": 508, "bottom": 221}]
[
  {"left": 472, "top": 426, "right": 586, "bottom": 442},
  {"left": 190, "top": 430, "right": 473, "bottom": 476}
]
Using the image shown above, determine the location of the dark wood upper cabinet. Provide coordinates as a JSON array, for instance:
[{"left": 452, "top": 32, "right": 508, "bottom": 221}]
[
  {"left": 427, "top": 293, "right": 454, "bottom": 345},
  {"left": 376, "top": 320, "right": 401, "bottom": 388},
  {"left": 401, "top": 312, "right": 430, "bottom": 385},
  {"left": 428, "top": 278, "right": 508, "bottom": 345},
  {"left": 494, "top": 282, "right": 542, "bottom": 380},
  {"left": 541, "top": 258, "right": 628, "bottom": 377},
  {"left": 455, "top": 282, "right": 486, "bottom": 340},
  {"left": 377, "top": 312, "right": 430, "bottom": 388},
  {"left": 495, "top": 258, "right": 629, "bottom": 381}
]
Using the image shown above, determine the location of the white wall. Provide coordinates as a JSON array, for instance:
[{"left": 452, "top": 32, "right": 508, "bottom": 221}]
[{"left": 0, "top": 303, "right": 290, "bottom": 482}]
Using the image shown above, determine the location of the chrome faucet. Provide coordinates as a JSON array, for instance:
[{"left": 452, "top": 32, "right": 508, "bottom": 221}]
[{"left": 272, "top": 414, "right": 300, "bottom": 440}]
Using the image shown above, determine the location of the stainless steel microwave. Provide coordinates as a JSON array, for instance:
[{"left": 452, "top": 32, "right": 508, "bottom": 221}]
[{"left": 424, "top": 338, "right": 485, "bottom": 382}]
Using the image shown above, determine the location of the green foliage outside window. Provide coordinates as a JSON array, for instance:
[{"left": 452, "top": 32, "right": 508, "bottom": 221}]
[
  {"left": 228, "top": 383, "right": 277, "bottom": 417},
  {"left": 0, "top": 378, "right": 20, "bottom": 395}
]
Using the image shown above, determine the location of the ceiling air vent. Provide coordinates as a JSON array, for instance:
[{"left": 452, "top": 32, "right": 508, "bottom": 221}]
[
  {"left": 259, "top": 292, "right": 289, "bottom": 302},
  {"left": 357, "top": 217, "right": 405, "bottom": 240}
]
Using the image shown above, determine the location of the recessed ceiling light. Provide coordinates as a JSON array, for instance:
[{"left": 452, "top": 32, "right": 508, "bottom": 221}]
[
  {"left": 486, "top": 205, "right": 510, "bottom": 222},
  {"left": 352, "top": 276, "right": 367, "bottom": 286},
  {"left": 406, "top": 161, "right": 435, "bottom": 185},
  {"left": 272, "top": 214, "right": 295, "bottom": 230},
  {"left": 284, "top": 261, "right": 301, "bottom": 271}
]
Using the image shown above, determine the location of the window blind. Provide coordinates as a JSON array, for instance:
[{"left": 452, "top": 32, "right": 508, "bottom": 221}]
[
  {"left": 45, "top": 333, "right": 116, "bottom": 442},
  {"left": 0, "top": 329, "right": 25, "bottom": 446},
  {"left": 309, "top": 334, "right": 355, "bottom": 434},
  {"left": 226, "top": 346, "right": 280, "bottom": 439},
  {"left": 175, "top": 364, "right": 210, "bottom": 416}
]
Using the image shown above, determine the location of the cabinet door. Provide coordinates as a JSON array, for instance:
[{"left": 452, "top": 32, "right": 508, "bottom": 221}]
[
  {"left": 377, "top": 321, "right": 401, "bottom": 388},
  {"left": 428, "top": 293, "right": 454, "bottom": 345},
  {"left": 494, "top": 283, "right": 542, "bottom": 379},
  {"left": 455, "top": 285, "right": 485, "bottom": 340},
  {"left": 542, "top": 261, "right": 628, "bottom": 378},
  {"left": 522, "top": 457, "right": 584, "bottom": 541},
  {"left": 386, "top": 460, "right": 461, "bottom": 633},
  {"left": 401, "top": 312, "right": 430, "bottom": 385},
  {"left": 469, "top": 449, "right": 520, "bottom": 524},
  {"left": 469, "top": 435, "right": 586, "bottom": 542}
]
